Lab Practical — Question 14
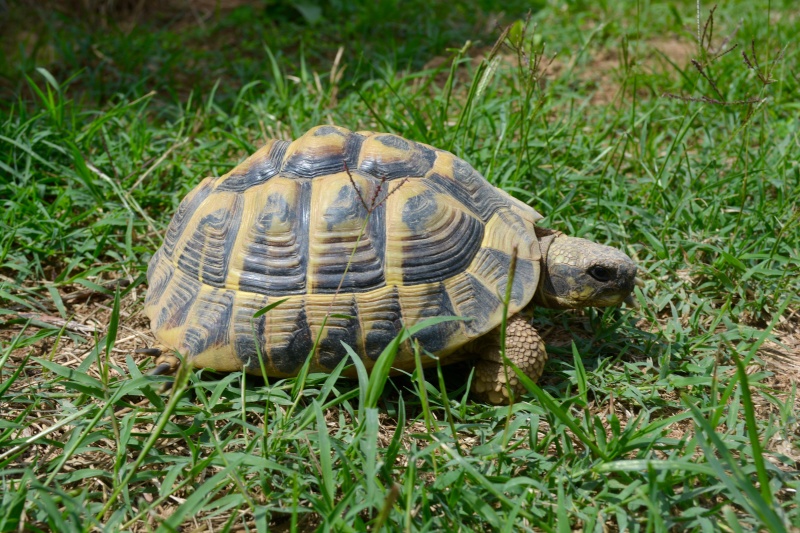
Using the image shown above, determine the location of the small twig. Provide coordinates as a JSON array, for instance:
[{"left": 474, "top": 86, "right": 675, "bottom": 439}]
[
  {"left": 663, "top": 93, "right": 766, "bottom": 106},
  {"left": 100, "top": 130, "right": 119, "bottom": 180},
  {"left": 85, "top": 160, "right": 157, "bottom": 231},
  {"left": 500, "top": 14, "right": 554, "bottom": 87},
  {"left": 328, "top": 46, "right": 346, "bottom": 107},
  {"left": 742, "top": 39, "right": 781, "bottom": 86},
  {"left": 343, "top": 160, "right": 408, "bottom": 214},
  {"left": 691, "top": 59, "right": 725, "bottom": 100},
  {"left": 343, "top": 160, "right": 370, "bottom": 212},
  {"left": 0, "top": 406, "right": 94, "bottom": 462},
  {"left": 700, "top": 5, "right": 717, "bottom": 51},
  {"left": 61, "top": 278, "right": 132, "bottom": 303},
  {"left": 744, "top": 40, "right": 761, "bottom": 73},
  {"left": 6, "top": 312, "right": 101, "bottom": 335},
  {"left": 716, "top": 20, "right": 741, "bottom": 56},
  {"left": 382, "top": 178, "right": 409, "bottom": 209},
  {"left": 130, "top": 137, "right": 189, "bottom": 191},
  {"left": 669, "top": 4, "right": 777, "bottom": 110},
  {"left": 369, "top": 175, "right": 388, "bottom": 210},
  {"left": 709, "top": 43, "right": 738, "bottom": 63}
]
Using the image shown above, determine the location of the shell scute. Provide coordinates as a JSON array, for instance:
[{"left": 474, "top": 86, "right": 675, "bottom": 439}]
[
  {"left": 307, "top": 297, "right": 362, "bottom": 370},
  {"left": 144, "top": 249, "right": 173, "bottom": 311},
  {"left": 162, "top": 177, "right": 215, "bottom": 257},
  {"left": 357, "top": 133, "right": 437, "bottom": 180},
  {"left": 152, "top": 268, "right": 200, "bottom": 335},
  {"left": 468, "top": 248, "right": 537, "bottom": 309},
  {"left": 358, "top": 287, "right": 404, "bottom": 360},
  {"left": 232, "top": 178, "right": 310, "bottom": 296},
  {"left": 425, "top": 157, "right": 513, "bottom": 222},
  {"left": 232, "top": 295, "right": 268, "bottom": 372},
  {"left": 396, "top": 189, "right": 484, "bottom": 285},
  {"left": 481, "top": 210, "right": 539, "bottom": 263},
  {"left": 261, "top": 297, "right": 314, "bottom": 375},
  {"left": 216, "top": 139, "right": 288, "bottom": 192},
  {"left": 308, "top": 173, "right": 386, "bottom": 293},
  {"left": 174, "top": 193, "right": 243, "bottom": 288},
  {"left": 182, "top": 288, "right": 236, "bottom": 368},
  {"left": 282, "top": 126, "right": 363, "bottom": 179},
  {"left": 445, "top": 272, "right": 503, "bottom": 336},
  {"left": 399, "top": 282, "right": 464, "bottom": 355}
]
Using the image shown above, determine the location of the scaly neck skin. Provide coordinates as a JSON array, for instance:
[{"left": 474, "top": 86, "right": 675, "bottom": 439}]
[
  {"left": 533, "top": 227, "right": 562, "bottom": 308},
  {"left": 534, "top": 226, "right": 561, "bottom": 261}
]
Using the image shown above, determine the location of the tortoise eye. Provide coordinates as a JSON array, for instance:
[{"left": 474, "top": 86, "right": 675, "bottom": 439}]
[{"left": 589, "top": 266, "right": 612, "bottom": 282}]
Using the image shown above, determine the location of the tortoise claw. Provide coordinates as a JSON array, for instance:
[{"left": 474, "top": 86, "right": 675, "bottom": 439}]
[
  {"left": 149, "top": 362, "right": 176, "bottom": 376},
  {"left": 135, "top": 347, "right": 163, "bottom": 357},
  {"left": 153, "top": 353, "right": 181, "bottom": 375},
  {"left": 137, "top": 347, "right": 180, "bottom": 376},
  {"left": 141, "top": 349, "right": 179, "bottom": 394}
]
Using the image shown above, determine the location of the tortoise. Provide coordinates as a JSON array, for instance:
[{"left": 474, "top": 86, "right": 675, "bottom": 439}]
[{"left": 144, "top": 125, "right": 641, "bottom": 404}]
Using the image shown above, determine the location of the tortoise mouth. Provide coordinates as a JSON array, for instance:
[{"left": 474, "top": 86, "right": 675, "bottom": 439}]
[{"left": 588, "top": 286, "right": 634, "bottom": 307}]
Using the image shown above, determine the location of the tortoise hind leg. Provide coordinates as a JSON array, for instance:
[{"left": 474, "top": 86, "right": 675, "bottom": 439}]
[{"left": 470, "top": 314, "right": 547, "bottom": 404}]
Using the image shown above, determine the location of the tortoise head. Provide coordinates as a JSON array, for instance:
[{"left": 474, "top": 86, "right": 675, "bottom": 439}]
[{"left": 535, "top": 234, "right": 642, "bottom": 309}]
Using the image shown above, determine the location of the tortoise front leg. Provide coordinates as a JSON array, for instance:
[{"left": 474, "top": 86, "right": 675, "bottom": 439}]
[
  {"left": 136, "top": 347, "right": 181, "bottom": 376},
  {"left": 470, "top": 314, "right": 547, "bottom": 404}
]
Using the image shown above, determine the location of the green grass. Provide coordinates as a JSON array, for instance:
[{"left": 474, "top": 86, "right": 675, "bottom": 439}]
[{"left": 2, "top": 0, "right": 799, "bottom": 531}]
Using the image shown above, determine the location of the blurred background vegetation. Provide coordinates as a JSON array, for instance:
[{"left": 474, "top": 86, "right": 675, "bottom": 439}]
[{"left": 2, "top": 0, "right": 544, "bottom": 105}]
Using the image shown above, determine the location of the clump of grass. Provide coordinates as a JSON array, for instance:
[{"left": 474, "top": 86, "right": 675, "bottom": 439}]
[
  {"left": 664, "top": 3, "right": 779, "bottom": 119},
  {"left": 2, "top": 0, "right": 799, "bottom": 530}
]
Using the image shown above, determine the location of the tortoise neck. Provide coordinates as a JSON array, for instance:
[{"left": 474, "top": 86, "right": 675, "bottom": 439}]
[
  {"left": 532, "top": 227, "right": 563, "bottom": 308},
  {"left": 534, "top": 226, "right": 562, "bottom": 264}
]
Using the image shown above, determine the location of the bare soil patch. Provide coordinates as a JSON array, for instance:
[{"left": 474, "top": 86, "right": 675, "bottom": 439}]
[{"left": 546, "top": 36, "right": 696, "bottom": 105}]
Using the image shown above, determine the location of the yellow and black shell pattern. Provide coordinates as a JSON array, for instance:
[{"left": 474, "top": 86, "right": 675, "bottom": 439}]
[{"left": 144, "top": 125, "right": 544, "bottom": 376}]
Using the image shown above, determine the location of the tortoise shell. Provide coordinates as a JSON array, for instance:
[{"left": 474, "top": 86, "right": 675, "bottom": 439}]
[{"left": 144, "top": 125, "right": 544, "bottom": 376}]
